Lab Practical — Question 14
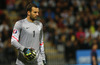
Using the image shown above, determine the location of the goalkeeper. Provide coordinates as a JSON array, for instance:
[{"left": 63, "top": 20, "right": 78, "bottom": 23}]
[{"left": 11, "top": 3, "right": 46, "bottom": 65}]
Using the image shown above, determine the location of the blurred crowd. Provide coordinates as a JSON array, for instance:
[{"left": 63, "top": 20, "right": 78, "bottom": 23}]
[{"left": 0, "top": 0, "right": 100, "bottom": 64}]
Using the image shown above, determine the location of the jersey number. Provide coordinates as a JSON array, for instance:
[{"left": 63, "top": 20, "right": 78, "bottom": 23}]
[{"left": 33, "top": 31, "right": 35, "bottom": 37}]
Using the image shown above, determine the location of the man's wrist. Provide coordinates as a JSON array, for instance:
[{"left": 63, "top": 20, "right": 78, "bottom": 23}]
[
  {"left": 43, "top": 60, "right": 46, "bottom": 65},
  {"left": 20, "top": 46, "right": 25, "bottom": 51}
]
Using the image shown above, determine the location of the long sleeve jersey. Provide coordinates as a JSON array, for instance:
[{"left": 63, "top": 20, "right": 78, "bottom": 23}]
[{"left": 11, "top": 18, "right": 45, "bottom": 63}]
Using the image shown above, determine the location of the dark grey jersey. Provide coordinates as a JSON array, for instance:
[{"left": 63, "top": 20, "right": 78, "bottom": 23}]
[{"left": 11, "top": 18, "right": 45, "bottom": 64}]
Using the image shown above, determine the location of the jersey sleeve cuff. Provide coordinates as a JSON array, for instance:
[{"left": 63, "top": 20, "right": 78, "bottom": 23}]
[{"left": 20, "top": 46, "right": 25, "bottom": 51}]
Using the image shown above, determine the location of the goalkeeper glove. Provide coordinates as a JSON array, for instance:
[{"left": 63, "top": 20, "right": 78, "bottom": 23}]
[{"left": 23, "top": 48, "right": 36, "bottom": 61}]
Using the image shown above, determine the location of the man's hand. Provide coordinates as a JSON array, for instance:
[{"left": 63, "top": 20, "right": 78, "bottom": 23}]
[
  {"left": 43, "top": 60, "right": 46, "bottom": 65},
  {"left": 23, "top": 48, "right": 36, "bottom": 61}
]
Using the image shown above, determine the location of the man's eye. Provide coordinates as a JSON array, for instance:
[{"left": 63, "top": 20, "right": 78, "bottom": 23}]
[
  {"left": 34, "top": 12, "right": 38, "bottom": 13},
  {"left": 34, "top": 12, "right": 39, "bottom": 13},
  {"left": 34, "top": 12, "right": 36, "bottom": 13}
]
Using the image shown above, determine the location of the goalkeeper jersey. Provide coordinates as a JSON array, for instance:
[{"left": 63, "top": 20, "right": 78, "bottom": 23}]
[{"left": 11, "top": 18, "right": 45, "bottom": 64}]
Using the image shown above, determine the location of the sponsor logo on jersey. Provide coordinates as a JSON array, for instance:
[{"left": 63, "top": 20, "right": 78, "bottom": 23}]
[
  {"left": 26, "top": 27, "right": 29, "bottom": 29},
  {"left": 13, "top": 29, "right": 17, "bottom": 34}
]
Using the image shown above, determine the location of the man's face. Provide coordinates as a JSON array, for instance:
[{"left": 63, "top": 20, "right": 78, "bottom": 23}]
[
  {"left": 29, "top": 7, "right": 39, "bottom": 21},
  {"left": 93, "top": 44, "right": 98, "bottom": 50}
]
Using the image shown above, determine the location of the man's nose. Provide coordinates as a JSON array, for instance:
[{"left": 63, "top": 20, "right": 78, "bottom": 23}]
[{"left": 36, "top": 13, "right": 39, "bottom": 16}]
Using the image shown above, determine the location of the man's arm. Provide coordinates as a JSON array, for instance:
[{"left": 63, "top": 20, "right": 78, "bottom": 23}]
[
  {"left": 11, "top": 21, "right": 25, "bottom": 51},
  {"left": 92, "top": 56, "right": 96, "bottom": 65},
  {"left": 40, "top": 23, "right": 46, "bottom": 61}
]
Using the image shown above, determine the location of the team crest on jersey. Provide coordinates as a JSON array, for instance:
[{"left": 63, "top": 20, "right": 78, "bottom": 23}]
[{"left": 13, "top": 29, "right": 17, "bottom": 34}]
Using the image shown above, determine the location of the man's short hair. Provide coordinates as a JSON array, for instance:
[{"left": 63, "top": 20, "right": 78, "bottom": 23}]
[{"left": 26, "top": 3, "right": 38, "bottom": 12}]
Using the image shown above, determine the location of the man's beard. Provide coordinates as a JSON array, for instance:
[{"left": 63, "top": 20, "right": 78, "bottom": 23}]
[{"left": 30, "top": 17, "right": 35, "bottom": 21}]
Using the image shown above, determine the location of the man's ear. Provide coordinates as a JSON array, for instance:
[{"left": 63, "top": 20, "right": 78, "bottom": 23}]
[{"left": 27, "top": 11, "right": 30, "bottom": 16}]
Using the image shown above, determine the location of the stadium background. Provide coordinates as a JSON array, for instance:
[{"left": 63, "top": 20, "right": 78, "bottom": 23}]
[{"left": 0, "top": 0, "right": 100, "bottom": 65}]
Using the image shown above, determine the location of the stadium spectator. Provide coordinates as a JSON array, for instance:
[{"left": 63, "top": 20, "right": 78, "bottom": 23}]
[{"left": 91, "top": 43, "right": 98, "bottom": 65}]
